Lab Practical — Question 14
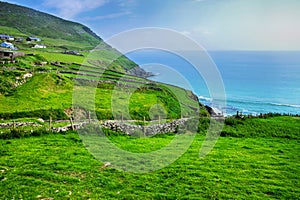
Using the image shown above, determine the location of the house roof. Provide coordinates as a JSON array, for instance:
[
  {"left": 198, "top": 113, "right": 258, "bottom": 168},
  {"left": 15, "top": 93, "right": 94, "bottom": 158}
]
[
  {"left": 1, "top": 42, "right": 16, "bottom": 50},
  {"left": 0, "top": 34, "right": 14, "bottom": 38},
  {"left": 1, "top": 42, "right": 14, "bottom": 46},
  {"left": 27, "top": 37, "right": 41, "bottom": 40}
]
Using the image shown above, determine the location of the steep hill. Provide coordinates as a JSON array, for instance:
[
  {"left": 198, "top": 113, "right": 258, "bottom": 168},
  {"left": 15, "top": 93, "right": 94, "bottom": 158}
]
[
  {"left": 0, "top": 1, "right": 151, "bottom": 75},
  {"left": 0, "top": 1, "right": 101, "bottom": 48},
  {"left": 0, "top": 2, "right": 205, "bottom": 122}
]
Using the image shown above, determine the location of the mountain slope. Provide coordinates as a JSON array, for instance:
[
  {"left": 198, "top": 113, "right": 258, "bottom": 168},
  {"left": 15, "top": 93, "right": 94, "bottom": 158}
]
[
  {"left": 0, "top": 2, "right": 205, "bottom": 121},
  {"left": 0, "top": 1, "right": 150, "bottom": 74},
  {"left": 0, "top": 1, "right": 101, "bottom": 47}
]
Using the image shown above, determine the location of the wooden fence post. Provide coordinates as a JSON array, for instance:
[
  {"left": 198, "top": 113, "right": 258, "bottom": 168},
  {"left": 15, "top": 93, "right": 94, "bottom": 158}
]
[
  {"left": 70, "top": 116, "right": 74, "bottom": 130},
  {"left": 88, "top": 111, "right": 91, "bottom": 124},
  {"left": 49, "top": 115, "right": 52, "bottom": 131},
  {"left": 143, "top": 116, "right": 146, "bottom": 136}
]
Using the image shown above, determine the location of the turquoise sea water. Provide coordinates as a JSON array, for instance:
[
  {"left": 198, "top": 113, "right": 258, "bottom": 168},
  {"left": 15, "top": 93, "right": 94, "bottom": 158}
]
[{"left": 127, "top": 50, "right": 300, "bottom": 116}]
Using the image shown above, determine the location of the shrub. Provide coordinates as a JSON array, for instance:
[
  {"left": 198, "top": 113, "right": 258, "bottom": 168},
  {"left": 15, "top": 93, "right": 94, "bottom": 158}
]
[
  {"left": 0, "top": 131, "right": 13, "bottom": 139},
  {"left": 224, "top": 117, "right": 236, "bottom": 126},
  {"left": 10, "top": 129, "right": 23, "bottom": 138},
  {"left": 0, "top": 109, "right": 68, "bottom": 120},
  {"left": 198, "top": 117, "right": 210, "bottom": 134}
]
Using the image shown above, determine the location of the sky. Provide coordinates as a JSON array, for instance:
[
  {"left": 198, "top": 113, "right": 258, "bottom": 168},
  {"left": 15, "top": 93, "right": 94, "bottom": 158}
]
[{"left": 4, "top": 0, "right": 300, "bottom": 50}]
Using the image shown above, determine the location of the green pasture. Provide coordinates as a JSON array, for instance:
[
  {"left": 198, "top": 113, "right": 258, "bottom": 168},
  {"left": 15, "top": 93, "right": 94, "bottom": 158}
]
[{"left": 0, "top": 116, "right": 299, "bottom": 199}]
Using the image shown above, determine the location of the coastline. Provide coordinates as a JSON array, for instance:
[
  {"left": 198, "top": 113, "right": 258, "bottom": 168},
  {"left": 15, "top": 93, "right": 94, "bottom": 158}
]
[
  {"left": 199, "top": 96, "right": 300, "bottom": 117},
  {"left": 136, "top": 50, "right": 300, "bottom": 118}
]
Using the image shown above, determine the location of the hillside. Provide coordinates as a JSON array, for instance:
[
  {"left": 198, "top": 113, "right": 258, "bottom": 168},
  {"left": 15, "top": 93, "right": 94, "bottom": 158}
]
[
  {"left": 0, "top": 2, "right": 204, "bottom": 123},
  {"left": 0, "top": 3, "right": 299, "bottom": 199},
  {"left": 0, "top": 1, "right": 101, "bottom": 49},
  {"left": 0, "top": 1, "right": 153, "bottom": 75}
]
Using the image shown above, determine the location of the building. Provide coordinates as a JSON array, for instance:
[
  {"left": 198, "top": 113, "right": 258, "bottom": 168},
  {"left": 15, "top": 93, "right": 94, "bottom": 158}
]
[
  {"left": 15, "top": 37, "right": 24, "bottom": 42},
  {"left": 0, "top": 50, "right": 13, "bottom": 60},
  {"left": 0, "top": 34, "right": 14, "bottom": 41},
  {"left": 0, "top": 42, "right": 17, "bottom": 50},
  {"left": 26, "top": 37, "right": 41, "bottom": 42},
  {"left": 32, "top": 44, "right": 47, "bottom": 48},
  {"left": 0, "top": 50, "right": 25, "bottom": 60},
  {"left": 63, "top": 50, "right": 83, "bottom": 56}
]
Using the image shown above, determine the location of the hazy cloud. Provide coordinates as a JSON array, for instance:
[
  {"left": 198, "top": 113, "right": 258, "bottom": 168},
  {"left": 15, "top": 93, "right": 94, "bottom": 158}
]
[
  {"left": 159, "top": 0, "right": 300, "bottom": 50},
  {"left": 84, "top": 11, "right": 131, "bottom": 21},
  {"left": 43, "top": 0, "right": 108, "bottom": 19}
]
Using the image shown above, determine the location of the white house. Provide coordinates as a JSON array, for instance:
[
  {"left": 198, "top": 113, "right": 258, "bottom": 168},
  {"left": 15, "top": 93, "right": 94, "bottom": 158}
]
[{"left": 32, "top": 44, "right": 47, "bottom": 49}]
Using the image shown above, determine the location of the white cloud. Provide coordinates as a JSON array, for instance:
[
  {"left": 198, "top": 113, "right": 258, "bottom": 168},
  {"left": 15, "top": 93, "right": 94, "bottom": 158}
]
[
  {"left": 166, "top": 0, "right": 300, "bottom": 50},
  {"left": 117, "top": 0, "right": 136, "bottom": 9},
  {"left": 43, "top": 0, "right": 108, "bottom": 19},
  {"left": 84, "top": 11, "right": 131, "bottom": 21}
]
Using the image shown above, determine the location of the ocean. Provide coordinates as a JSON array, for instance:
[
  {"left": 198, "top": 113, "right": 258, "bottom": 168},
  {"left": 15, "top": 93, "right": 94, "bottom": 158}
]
[{"left": 126, "top": 50, "right": 300, "bottom": 116}]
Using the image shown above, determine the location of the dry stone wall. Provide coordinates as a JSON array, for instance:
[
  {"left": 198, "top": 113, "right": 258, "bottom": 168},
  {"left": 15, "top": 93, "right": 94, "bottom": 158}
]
[{"left": 101, "top": 118, "right": 190, "bottom": 136}]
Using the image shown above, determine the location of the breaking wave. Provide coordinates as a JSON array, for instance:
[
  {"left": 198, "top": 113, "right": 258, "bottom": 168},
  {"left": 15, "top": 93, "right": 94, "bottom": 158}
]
[{"left": 198, "top": 95, "right": 300, "bottom": 115}]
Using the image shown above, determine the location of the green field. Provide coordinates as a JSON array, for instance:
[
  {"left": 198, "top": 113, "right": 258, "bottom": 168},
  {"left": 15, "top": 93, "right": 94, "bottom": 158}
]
[
  {"left": 0, "top": 9, "right": 201, "bottom": 122},
  {"left": 0, "top": 116, "right": 299, "bottom": 199},
  {"left": 0, "top": 44, "right": 202, "bottom": 121},
  {"left": 0, "top": 72, "right": 199, "bottom": 121},
  {"left": 0, "top": 3, "right": 299, "bottom": 198},
  {"left": 0, "top": 45, "right": 299, "bottom": 200}
]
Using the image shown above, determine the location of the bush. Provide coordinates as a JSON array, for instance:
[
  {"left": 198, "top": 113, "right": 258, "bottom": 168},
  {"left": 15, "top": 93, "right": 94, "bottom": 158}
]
[
  {"left": 0, "top": 109, "right": 68, "bottom": 120},
  {"left": 224, "top": 117, "right": 244, "bottom": 126},
  {"left": 198, "top": 117, "right": 210, "bottom": 134},
  {"left": 0, "top": 128, "right": 71, "bottom": 139},
  {"left": 10, "top": 128, "right": 25, "bottom": 138},
  {"left": 0, "top": 131, "right": 13, "bottom": 139}
]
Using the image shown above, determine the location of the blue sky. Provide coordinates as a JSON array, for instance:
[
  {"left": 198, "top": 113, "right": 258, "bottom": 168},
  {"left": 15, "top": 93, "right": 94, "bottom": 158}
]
[{"left": 4, "top": 0, "right": 300, "bottom": 50}]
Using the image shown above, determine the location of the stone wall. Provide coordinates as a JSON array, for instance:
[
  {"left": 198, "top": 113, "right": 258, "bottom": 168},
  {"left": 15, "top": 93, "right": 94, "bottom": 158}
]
[
  {"left": 1, "top": 118, "right": 197, "bottom": 136},
  {"left": 52, "top": 122, "right": 88, "bottom": 132},
  {"left": 0, "top": 122, "right": 41, "bottom": 128},
  {"left": 101, "top": 118, "right": 190, "bottom": 136}
]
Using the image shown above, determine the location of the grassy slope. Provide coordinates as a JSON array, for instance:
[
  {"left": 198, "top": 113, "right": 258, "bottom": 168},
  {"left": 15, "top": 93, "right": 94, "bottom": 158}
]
[
  {"left": 0, "top": 41, "right": 201, "bottom": 120},
  {"left": 0, "top": 21, "right": 201, "bottom": 119},
  {"left": 0, "top": 2, "right": 101, "bottom": 48},
  {"left": 0, "top": 116, "right": 299, "bottom": 199},
  {"left": 0, "top": 72, "right": 199, "bottom": 120},
  {"left": 0, "top": 4, "right": 157, "bottom": 120},
  {"left": 0, "top": 74, "right": 72, "bottom": 113},
  {"left": 0, "top": 2, "right": 139, "bottom": 72},
  {"left": 223, "top": 116, "right": 300, "bottom": 139}
]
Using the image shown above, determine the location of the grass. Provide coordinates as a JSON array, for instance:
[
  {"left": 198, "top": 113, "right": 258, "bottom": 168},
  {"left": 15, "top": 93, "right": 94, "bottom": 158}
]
[
  {"left": 0, "top": 74, "right": 73, "bottom": 113},
  {"left": 0, "top": 2, "right": 101, "bottom": 49},
  {"left": 31, "top": 51, "right": 86, "bottom": 64},
  {"left": 222, "top": 116, "right": 300, "bottom": 139},
  {"left": 1, "top": 6, "right": 298, "bottom": 197},
  {"left": 0, "top": 16, "right": 202, "bottom": 120},
  {"left": 0, "top": 117, "right": 299, "bottom": 199},
  {"left": 0, "top": 50, "right": 202, "bottom": 120},
  {"left": 0, "top": 72, "right": 200, "bottom": 121},
  {"left": 0, "top": 26, "right": 27, "bottom": 37}
]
